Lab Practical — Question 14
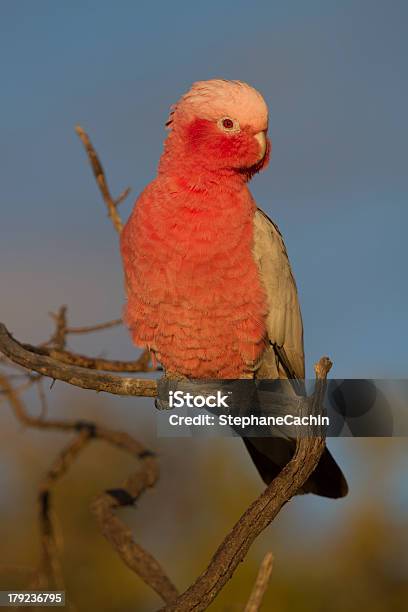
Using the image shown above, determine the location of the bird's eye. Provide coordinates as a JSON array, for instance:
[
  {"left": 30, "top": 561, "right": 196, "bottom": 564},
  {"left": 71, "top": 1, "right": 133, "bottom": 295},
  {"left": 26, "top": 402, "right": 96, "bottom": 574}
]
[{"left": 218, "top": 117, "right": 240, "bottom": 133}]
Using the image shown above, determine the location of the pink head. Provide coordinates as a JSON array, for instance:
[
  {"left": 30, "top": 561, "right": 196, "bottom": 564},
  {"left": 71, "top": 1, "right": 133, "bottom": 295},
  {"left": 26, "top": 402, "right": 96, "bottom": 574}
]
[{"left": 161, "top": 79, "right": 271, "bottom": 181}]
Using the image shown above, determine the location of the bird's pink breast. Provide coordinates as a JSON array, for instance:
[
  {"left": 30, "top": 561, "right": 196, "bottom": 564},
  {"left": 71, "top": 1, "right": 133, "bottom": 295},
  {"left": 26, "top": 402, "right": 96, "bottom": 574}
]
[{"left": 121, "top": 177, "right": 268, "bottom": 378}]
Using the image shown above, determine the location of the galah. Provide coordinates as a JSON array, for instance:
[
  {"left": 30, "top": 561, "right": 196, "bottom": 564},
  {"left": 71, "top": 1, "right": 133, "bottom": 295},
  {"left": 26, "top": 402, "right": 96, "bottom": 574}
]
[{"left": 121, "top": 79, "right": 348, "bottom": 498}]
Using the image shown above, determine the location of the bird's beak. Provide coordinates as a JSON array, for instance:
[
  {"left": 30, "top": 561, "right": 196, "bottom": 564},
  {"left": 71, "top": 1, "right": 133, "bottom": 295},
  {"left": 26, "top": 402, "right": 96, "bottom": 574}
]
[{"left": 254, "top": 131, "right": 267, "bottom": 161}]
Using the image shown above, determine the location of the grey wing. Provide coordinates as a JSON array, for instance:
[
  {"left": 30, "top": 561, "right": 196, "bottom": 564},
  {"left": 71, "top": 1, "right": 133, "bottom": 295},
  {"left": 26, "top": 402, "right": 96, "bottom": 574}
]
[
  {"left": 253, "top": 208, "right": 305, "bottom": 380},
  {"left": 249, "top": 211, "right": 349, "bottom": 498}
]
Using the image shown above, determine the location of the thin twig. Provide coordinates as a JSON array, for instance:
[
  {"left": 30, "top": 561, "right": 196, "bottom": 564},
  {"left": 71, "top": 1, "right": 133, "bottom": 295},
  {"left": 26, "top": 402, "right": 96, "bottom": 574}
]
[
  {"left": 46, "top": 305, "right": 68, "bottom": 349},
  {"left": 38, "top": 305, "right": 152, "bottom": 371},
  {"left": 42, "top": 307, "right": 123, "bottom": 348},
  {"left": 115, "top": 187, "right": 131, "bottom": 207},
  {"left": 75, "top": 125, "right": 129, "bottom": 233},
  {"left": 244, "top": 552, "right": 274, "bottom": 612},
  {"left": 0, "top": 371, "right": 40, "bottom": 412},
  {"left": 0, "top": 373, "right": 83, "bottom": 431},
  {"left": 37, "top": 431, "right": 93, "bottom": 590},
  {"left": 23, "top": 342, "right": 154, "bottom": 373},
  {"left": 66, "top": 318, "right": 122, "bottom": 335}
]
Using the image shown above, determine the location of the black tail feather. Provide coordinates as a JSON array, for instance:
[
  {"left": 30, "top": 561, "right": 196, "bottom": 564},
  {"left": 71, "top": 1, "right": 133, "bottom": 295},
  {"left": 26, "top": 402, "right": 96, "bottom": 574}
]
[{"left": 243, "top": 437, "right": 348, "bottom": 499}]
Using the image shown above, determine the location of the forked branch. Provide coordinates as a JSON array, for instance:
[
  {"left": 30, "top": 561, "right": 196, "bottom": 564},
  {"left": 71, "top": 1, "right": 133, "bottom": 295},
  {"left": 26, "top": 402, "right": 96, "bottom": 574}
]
[{"left": 0, "top": 323, "right": 157, "bottom": 397}]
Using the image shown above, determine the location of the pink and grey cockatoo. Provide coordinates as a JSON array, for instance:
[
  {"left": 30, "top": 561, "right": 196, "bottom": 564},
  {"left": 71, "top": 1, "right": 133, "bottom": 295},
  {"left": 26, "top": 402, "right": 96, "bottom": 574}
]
[{"left": 121, "top": 79, "right": 348, "bottom": 498}]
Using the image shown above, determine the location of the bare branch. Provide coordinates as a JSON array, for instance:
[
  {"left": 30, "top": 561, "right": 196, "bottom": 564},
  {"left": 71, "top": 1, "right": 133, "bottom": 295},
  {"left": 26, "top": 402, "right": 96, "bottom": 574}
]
[
  {"left": 43, "top": 307, "right": 123, "bottom": 348},
  {"left": 1, "top": 374, "right": 178, "bottom": 604},
  {"left": 157, "top": 356, "right": 331, "bottom": 612},
  {"left": 36, "top": 431, "right": 92, "bottom": 590},
  {"left": 75, "top": 125, "right": 129, "bottom": 233},
  {"left": 43, "top": 303, "right": 123, "bottom": 347},
  {"left": 0, "top": 373, "right": 89, "bottom": 590},
  {"left": 0, "top": 378, "right": 39, "bottom": 409},
  {"left": 38, "top": 305, "right": 152, "bottom": 372},
  {"left": 0, "top": 323, "right": 157, "bottom": 397},
  {"left": 244, "top": 552, "right": 274, "bottom": 612},
  {"left": 0, "top": 319, "right": 333, "bottom": 609},
  {"left": 91, "top": 429, "right": 179, "bottom": 604},
  {"left": 66, "top": 317, "right": 122, "bottom": 335},
  {"left": 0, "top": 372, "right": 85, "bottom": 431},
  {"left": 23, "top": 343, "right": 154, "bottom": 373}
]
